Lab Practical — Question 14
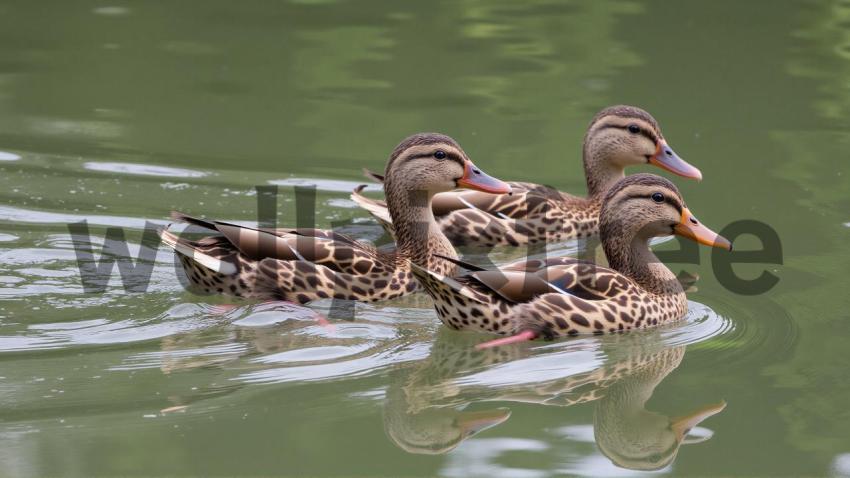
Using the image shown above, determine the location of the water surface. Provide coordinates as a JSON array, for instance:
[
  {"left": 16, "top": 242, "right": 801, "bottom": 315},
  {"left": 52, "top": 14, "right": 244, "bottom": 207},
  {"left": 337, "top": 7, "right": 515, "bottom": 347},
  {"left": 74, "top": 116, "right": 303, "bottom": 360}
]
[{"left": 1, "top": 1, "right": 849, "bottom": 476}]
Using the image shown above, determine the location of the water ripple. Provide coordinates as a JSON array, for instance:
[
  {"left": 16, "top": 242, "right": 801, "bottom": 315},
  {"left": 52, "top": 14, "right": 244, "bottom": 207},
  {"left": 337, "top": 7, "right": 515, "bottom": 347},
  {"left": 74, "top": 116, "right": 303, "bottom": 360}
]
[
  {"left": 114, "top": 343, "right": 248, "bottom": 371},
  {"left": 0, "top": 151, "right": 21, "bottom": 161},
  {"left": 0, "top": 205, "right": 168, "bottom": 229},
  {"left": 84, "top": 161, "right": 209, "bottom": 178},
  {"left": 235, "top": 343, "right": 426, "bottom": 384},
  {"left": 268, "top": 177, "right": 380, "bottom": 193}
]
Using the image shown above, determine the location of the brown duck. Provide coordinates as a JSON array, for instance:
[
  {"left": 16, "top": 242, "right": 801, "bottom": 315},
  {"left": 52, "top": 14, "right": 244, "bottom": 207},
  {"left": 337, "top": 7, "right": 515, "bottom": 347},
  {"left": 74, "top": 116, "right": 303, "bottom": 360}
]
[
  {"left": 159, "top": 133, "right": 511, "bottom": 303},
  {"left": 352, "top": 105, "right": 702, "bottom": 247},
  {"left": 409, "top": 174, "right": 731, "bottom": 345}
]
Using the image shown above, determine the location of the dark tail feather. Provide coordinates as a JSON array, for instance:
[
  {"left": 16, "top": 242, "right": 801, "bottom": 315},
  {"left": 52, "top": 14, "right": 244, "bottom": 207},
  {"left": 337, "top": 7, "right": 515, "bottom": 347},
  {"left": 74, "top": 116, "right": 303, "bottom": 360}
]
[
  {"left": 363, "top": 168, "right": 385, "bottom": 183},
  {"left": 433, "top": 254, "right": 487, "bottom": 272},
  {"left": 170, "top": 211, "right": 218, "bottom": 231}
]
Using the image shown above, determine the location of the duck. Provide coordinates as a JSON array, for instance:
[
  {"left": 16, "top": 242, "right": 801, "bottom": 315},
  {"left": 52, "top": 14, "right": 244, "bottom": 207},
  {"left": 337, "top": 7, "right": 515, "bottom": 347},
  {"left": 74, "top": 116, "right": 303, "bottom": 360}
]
[
  {"left": 159, "top": 133, "right": 511, "bottom": 304},
  {"left": 409, "top": 173, "right": 731, "bottom": 344},
  {"left": 352, "top": 105, "right": 702, "bottom": 247}
]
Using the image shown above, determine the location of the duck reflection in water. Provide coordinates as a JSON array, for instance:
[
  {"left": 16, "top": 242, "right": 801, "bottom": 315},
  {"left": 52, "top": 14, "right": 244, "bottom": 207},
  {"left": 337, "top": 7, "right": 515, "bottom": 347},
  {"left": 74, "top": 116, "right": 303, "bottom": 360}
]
[{"left": 382, "top": 329, "right": 725, "bottom": 470}]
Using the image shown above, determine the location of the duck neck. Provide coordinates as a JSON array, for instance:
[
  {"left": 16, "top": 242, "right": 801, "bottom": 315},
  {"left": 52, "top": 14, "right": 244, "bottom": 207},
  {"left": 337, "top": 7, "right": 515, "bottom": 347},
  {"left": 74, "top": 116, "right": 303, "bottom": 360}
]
[
  {"left": 384, "top": 180, "right": 458, "bottom": 272},
  {"left": 602, "top": 231, "right": 683, "bottom": 299},
  {"left": 583, "top": 140, "right": 626, "bottom": 199}
]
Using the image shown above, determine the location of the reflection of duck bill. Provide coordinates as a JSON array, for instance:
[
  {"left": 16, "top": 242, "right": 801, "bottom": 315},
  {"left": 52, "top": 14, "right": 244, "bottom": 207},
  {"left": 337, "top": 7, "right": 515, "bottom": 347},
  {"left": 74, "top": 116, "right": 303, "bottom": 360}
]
[
  {"left": 597, "top": 399, "right": 726, "bottom": 471},
  {"left": 671, "top": 400, "right": 727, "bottom": 442},
  {"left": 458, "top": 408, "right": 512, "bottom": 436}
]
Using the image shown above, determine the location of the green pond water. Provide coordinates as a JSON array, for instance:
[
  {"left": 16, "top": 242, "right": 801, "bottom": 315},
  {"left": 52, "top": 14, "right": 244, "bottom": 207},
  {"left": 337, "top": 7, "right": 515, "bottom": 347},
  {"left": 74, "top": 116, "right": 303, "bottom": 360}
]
[{"left": 1, "top": 0, "right": 849, "bottom": 476}]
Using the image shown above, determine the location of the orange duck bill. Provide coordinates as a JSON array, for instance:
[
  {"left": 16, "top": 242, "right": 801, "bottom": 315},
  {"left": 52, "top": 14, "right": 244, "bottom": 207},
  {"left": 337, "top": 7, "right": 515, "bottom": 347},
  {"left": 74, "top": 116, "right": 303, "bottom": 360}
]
[
  {"left": 457, "top": 160, "right": 512, "bottom": 194},
  {"left": 673, "top": 208, "right": 732, "bottom": 250},
  {"left": 650, "top": 140, "right": 703, "bottom": 181}
]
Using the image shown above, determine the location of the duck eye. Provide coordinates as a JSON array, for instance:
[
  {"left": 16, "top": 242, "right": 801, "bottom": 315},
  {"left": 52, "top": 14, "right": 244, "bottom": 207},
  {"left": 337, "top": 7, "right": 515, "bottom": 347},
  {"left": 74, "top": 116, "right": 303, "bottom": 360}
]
[
  {"left": 627, "top": 124, "right": 640, "bottom": 134},
  {"left": 651, "top": 192, "right": 664, "bottom": 203},
  {"left": 433, "top": 150, "right": 447, "bottom": 160}
]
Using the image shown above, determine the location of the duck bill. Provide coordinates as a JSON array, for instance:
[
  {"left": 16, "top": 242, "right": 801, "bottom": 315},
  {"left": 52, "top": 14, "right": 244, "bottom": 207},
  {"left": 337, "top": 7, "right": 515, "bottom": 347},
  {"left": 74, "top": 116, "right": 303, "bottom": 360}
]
[
  {"left": 671, "top": 401, "right": 727, "bottom": 442},
  {"left": 650, "top": 140, "right": 703, "bottom": 181},
  {"left": 673, "top": 208, "right": 732, "bottom": 250},
  {"left": 457, "top": 408, "right": 512, "bottom": 437},
  {"left": 457, "top": 160, "right": 512, "bottom": 194}
]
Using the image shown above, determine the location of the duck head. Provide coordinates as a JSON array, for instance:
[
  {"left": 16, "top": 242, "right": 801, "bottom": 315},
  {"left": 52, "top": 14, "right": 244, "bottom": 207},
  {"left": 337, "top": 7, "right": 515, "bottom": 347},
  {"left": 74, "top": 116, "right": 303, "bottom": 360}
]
[
  {"left": 384, "top": 132, "right": 511, "bottom": 196},
  {"left": 583, "top": 105, "right": 702, "bottom": 196},
  {"left": 600, "top": 173, "right": 731, "bottom": 253}
]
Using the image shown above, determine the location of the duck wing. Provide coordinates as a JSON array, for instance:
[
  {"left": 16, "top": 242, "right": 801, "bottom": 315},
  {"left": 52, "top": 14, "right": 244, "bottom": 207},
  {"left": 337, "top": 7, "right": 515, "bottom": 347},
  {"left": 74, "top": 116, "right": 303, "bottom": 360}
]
[
  {"left": 499, "top": 256, "right": 588, "bottom": 273},
  {"left": 465, "top": 261, "right": 626, "bottom": 304},
  {"left": 351, "top": 181, "right": 570, "bottom": 227},
  {"left": 168, "top": 211, "right": 388, "bottom": 276},
  {"left": 433, "top": 182, "right": 562, "bottom": 219}
]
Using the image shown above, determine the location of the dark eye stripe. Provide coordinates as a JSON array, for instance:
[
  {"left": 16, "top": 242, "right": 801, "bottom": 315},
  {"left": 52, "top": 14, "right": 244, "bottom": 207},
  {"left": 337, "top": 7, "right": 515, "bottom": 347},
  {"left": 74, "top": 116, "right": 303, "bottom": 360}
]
[
  {"left": 627, "top": 125, "right": 658, "bottom": 144},
  {"left": 621, "top": 192, "right": 682, "bottom": 214},
  {"left": 598, "top": 122, "right": 658, "bottom": 144},
  {"left": 407, "top": 152, "right": 435, "bottom": 160},
  {"left": 447, "top": 153, "right": 465, "bottom": 168},
  {"left": 662, "top": 195, "right": 682, "bottom": 214},
  {"left": 407, "top": 151, "right": 465, "bottom": 167}
]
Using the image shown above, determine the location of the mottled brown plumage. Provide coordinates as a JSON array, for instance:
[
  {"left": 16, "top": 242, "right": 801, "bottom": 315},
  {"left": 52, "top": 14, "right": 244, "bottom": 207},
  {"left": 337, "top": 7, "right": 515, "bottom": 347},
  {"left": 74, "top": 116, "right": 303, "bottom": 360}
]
[
  {"left": 353, "top": 105, "right": 702, "bottom": 247},
  {"left": 160, "top": 133, "right": 510, "bottom": 303},
  {"left": 409, "top": 174, "right": 732, "bottom": 339}
]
